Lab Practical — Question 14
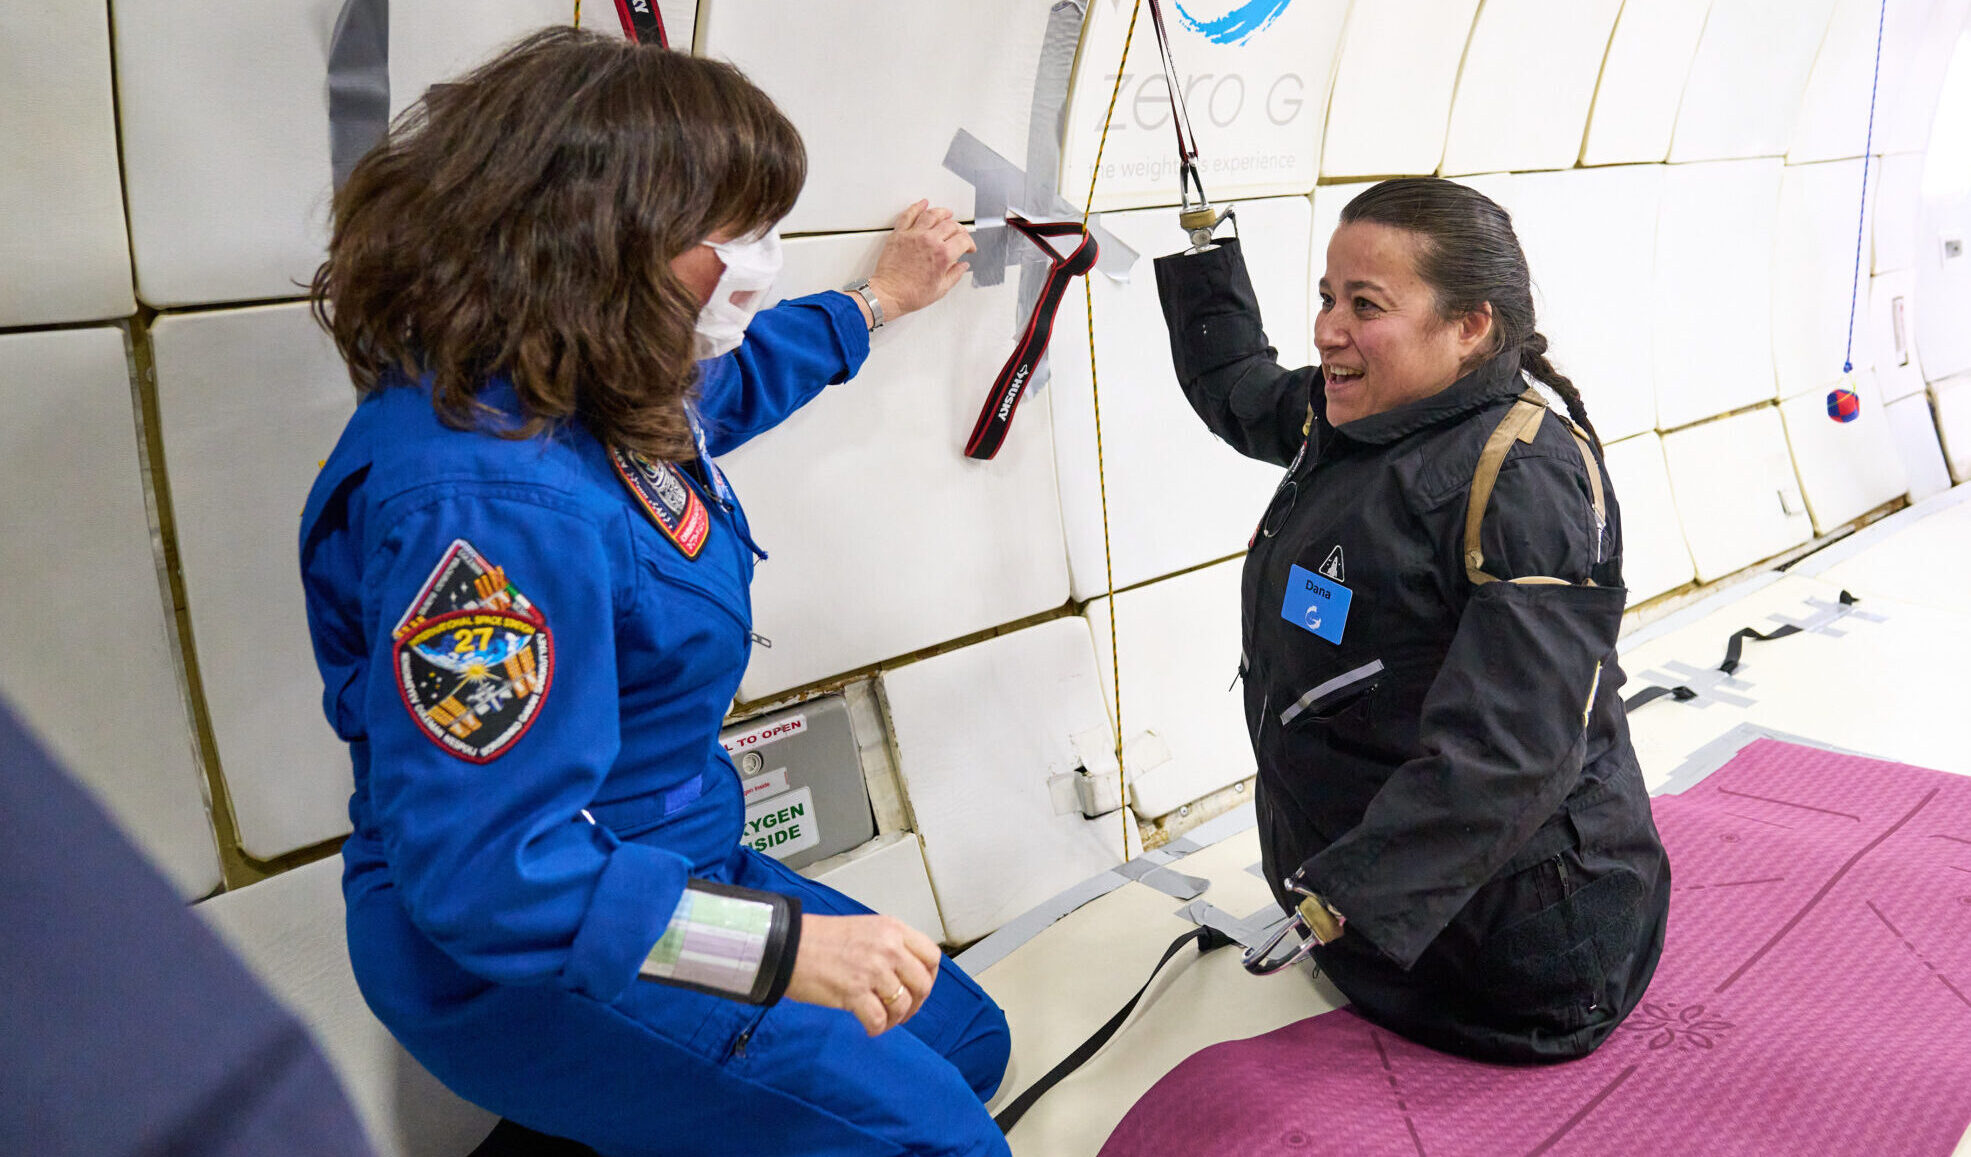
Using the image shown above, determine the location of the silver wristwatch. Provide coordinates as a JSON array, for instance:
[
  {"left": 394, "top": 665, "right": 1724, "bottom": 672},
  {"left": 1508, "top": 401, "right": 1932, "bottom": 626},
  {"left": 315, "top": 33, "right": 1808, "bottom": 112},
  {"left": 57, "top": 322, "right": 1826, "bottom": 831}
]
[{"left": 845, "top": 278, "right": 885, "bottom": 331}]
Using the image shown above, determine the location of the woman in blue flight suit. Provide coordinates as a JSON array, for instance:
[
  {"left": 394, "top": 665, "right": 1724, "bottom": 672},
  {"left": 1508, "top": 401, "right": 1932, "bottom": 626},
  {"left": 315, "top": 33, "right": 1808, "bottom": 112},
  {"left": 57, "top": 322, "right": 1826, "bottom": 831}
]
[
  {"left": 1155, "top": 179, "right": 1672, "bottom": 1063},
  {"left": 300, "top": 30, "right": 1010, "bottom": 1156}
]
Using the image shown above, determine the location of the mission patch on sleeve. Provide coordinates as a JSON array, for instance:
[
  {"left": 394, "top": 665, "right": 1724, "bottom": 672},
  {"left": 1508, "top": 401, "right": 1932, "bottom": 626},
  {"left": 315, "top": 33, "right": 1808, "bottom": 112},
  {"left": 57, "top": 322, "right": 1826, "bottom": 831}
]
[{"left": 392, "top": 540, "right": 553, "bottom": 762}]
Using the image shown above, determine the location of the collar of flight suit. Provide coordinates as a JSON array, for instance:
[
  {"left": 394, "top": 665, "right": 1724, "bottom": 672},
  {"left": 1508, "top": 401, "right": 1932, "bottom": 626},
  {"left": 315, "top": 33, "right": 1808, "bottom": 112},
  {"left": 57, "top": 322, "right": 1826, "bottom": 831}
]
[{"left": 1328, "top": 350, "right": 1525, "bottom": 446}]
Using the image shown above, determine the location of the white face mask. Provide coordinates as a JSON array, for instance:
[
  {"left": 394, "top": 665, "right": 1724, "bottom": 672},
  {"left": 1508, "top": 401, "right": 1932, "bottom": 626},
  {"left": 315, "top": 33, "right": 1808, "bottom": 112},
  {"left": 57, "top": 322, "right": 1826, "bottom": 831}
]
[{"left": 692, "top": 228, "right": 783, "bottom": 361}]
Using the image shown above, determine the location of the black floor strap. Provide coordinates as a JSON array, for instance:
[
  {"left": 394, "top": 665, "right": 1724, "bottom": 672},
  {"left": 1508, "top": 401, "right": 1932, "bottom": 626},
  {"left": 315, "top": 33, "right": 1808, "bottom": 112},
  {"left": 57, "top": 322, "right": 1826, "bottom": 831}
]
[
  {"left": 1623, "top": 683, "right": 1697, "bottom": 711},
  {"left": 994, "top": 923, "right": 1232, "bottom": 1134},
  {"left": 1625, "top": 590, "right": 1861, "bottom": 711}
]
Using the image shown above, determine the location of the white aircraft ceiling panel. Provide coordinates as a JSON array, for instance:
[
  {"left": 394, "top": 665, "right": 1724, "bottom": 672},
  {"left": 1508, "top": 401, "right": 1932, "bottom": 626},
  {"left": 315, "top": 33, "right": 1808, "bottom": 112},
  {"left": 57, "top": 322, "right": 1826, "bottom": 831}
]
[
  {"left": 1600, "top": 433, "right": 1695, "bottom": 605},
  {"left": 1660, "top": 407, "right": 1813, "bottom": 581},
  {"left": 197, "top": 858, "right": 498, "bottom": 1157},
  {"left": 390, "top": 2, "right": 695, "bottom": 117},
  {"left": 1869, "top": 270, "right": 1926, "bottom": 401},
  {"left": 1309, "top": 174, "right": 1514, "bottom": 300},
  {"left": 151, "top": 304, "right": 358, "bottom": 859},
  {"left": 1933, "top": 372, "right": 1971, "bottom": 482},
  {"left": 1060, "top": 0, "right": 1348, "bottom": 213},
  {"left": 1050, "top": 196, "right": 1307, "bottom": 600},
  {"left": 882, "top": 618, "right": 1129, "bottom": 944},
  {"left": 115, "top": 2, "right": 636, "bottom": 308},
  {"left": 722, "top": 234, "right": 1070, "bottom": 701},
  {"left": 1439, "top": 0, "right": 1622, "bottom": 176},
  {"left": 1772, "top": 160, "right": 1876, "bottom": 401},
  {"left": 1578, "top": 0, "right": 1711, "bottom": 167},
  {"left": 1779, "top": 375, "right": 1909, "bottom": 534},
  {"left": 0, "top": 328, "right": 219, "bottom": 899},
  {"left": 1880, "top": 0, "right": 1971, "bottom": 155},
  {"left": 699, "top": 0, "right": 1055, "bottom": 235},
  {"left": 1320, "top": 0, "right": 1482, "bottom": 179},
  {"left": 1884, "top": 391, "right": 1954, "bottom": 501},
  {"left": 1790, "top": 0, "right": 1926, "bottom": 162},
  {"left": 1513, "top": 166, "right": 1660, "bottom": 444},
  {"left": 1871, "top": 153, "right": 1925, "bottom": 274},
  {"left": 1084, "top": 559, "right": 1253, "bottom": 820},
  {"left": 0, "top": 1, "right": 134, "bottom": 327},
  {"left": 1667, "top": 0, "right": 1839, "bottom": 163},
  {"left": 1653, "top": 160, "right": 1783, "bottom": 430}
]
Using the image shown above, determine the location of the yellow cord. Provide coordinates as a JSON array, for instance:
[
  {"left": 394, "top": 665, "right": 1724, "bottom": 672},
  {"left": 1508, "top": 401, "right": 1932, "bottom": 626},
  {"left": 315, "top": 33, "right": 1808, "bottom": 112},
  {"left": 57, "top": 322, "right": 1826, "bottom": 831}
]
[
  {"left": 572, "top": 0, "right": 581, "bottom": 28},
  {"left": 1080, "top": 0, "right": 1143, "bottom": 858}
]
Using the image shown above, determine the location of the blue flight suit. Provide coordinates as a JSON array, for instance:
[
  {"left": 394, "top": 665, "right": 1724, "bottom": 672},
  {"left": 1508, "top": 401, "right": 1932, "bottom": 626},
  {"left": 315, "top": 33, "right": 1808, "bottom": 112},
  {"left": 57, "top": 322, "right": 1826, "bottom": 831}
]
[{"left": 299, "top": 291, "right": 1012, "bottom": 1157}]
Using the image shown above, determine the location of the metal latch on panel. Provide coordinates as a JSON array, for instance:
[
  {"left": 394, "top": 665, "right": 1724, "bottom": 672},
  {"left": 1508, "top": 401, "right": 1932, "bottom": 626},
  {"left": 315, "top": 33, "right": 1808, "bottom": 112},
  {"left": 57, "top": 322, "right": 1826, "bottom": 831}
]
[{"left": 720, "top": 695, "right": 875, "bottom": 872}]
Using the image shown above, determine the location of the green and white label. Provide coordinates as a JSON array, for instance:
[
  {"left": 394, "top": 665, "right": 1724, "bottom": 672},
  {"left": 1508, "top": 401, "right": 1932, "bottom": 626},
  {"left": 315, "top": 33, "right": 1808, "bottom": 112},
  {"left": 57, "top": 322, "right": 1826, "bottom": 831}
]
[{"left": 744, "top": 785, "right": 819, "bottom": 859}]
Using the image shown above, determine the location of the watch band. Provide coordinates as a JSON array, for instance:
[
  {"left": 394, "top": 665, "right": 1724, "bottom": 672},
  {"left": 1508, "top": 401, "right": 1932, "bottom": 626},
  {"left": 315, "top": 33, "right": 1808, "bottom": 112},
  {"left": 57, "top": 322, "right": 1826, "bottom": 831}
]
[{"left": 846, "top": 279, "right": 885, "bottom": 331}]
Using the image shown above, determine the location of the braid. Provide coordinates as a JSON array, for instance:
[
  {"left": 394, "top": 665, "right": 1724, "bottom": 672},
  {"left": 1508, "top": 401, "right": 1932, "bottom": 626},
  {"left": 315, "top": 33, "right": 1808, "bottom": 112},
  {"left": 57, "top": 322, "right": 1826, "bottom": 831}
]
[{"left": 1520, "top": 331, "right": 1600, "bottom": 450}]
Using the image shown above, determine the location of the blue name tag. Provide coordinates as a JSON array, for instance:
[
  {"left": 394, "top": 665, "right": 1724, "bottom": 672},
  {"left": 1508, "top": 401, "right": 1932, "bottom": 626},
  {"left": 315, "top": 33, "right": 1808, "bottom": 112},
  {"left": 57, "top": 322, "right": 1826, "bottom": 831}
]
[{"left": 1281, "top": 564, "right": 1351, "bottom": 645}]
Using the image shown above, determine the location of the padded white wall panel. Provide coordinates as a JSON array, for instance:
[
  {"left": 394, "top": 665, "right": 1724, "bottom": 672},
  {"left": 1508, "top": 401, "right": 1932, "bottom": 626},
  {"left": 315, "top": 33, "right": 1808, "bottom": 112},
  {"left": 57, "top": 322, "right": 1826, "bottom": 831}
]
[
  {"left": 1885, "top": 392, "right": 1954, "bottom": 500},
  {"left": 721, "top": 234, "right": 1070, "bottom": 700},
  {"left": 198, "top": 858, "right": 497, "bottom": 1157},
  {"left": 1600, "top": 434, "right": 1696, "bottom": 604},
  {"left": 1050, "top": 196, "right": 1307, "bottom": 599},
  {"left": 1934, "top": 372, "right": 1971, "bottom": 482},
  {"left": 391, "top": 2, "right": 697, "bottom": 117},
  {"left": 1513, "top": 166, "right": 1660, "bottom": 444},
  {"left": 1789, "top": 0, "right": 1921, "bottom": 162},
  {"left": 882, "top": 619, "right": 1128, "bottom": 944},
  {"left": 0, "top": 328, "right": 220, "bottom": 899},
  {"left": 803, "top": 832, "right": 947, "bottom": 944},
  {"left": 0, "top": 0, "right": 135, "bottom": 327},
  {"left": 1870, "top": 270, "right": 1926, "bottom": 400},
  {"left": 1439, "top": 0, "right": 1622, "bottom": 176},
  {"left": 1916, "top": 195, "right": 1971, "bottom": 385},
  {"left": 1579, "top": 0, "right": 1712, "bottom": 166},
  {"left": 1772, "top": 160, "right": 1875, "bottom": 400},
  {"left": 699, "top": 0, "right": 1054, "bottom": 234},
  {"left": 1653, "top": 160, "right": 1783, "bottom": 429},
  {"left": 1661, "top": 407, "right": 1813, "bottom": 580},
  {"left": 1872, "top": 153, "right": 1925, "bottom": 273},
  {"left": 1061, "top": 0, "right": 1348, "bottom": 213},
  {"left": 151, "top": 305, "right": 357, "bottom": 858},
  {"left": 115, "top": 2, "right": 626, "bottom": 307},
  {"left": 1779, "top": 375, "right": 1909, "bottom": 533},
  {"left": 1320, "top": 0, "right": 1482, "bottom": 178},
  {"left": 1084, "top": 559, "right": 1252, "bottom": 819},
  {"left": 1311, "top": 181, "right": 1373, "bottom": 258},
  {"left": 1667, "top": 0, "right": 1839, "bottom": 163},
  {"left": 1880, "top": 0, "right": 1971, "bottom": 155}
]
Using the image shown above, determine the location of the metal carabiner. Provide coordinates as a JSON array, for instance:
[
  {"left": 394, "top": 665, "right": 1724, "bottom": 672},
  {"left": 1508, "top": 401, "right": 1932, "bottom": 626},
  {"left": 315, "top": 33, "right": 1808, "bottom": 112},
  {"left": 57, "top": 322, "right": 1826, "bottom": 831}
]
[{"left": 1241, "top": 908, "right": 1322, "bottom": 976}]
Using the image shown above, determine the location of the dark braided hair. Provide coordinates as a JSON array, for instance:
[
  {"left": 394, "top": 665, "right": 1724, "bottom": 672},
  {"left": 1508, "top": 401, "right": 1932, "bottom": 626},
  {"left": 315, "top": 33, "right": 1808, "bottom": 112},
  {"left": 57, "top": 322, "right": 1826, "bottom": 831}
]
[{"left": 1340, "top": 178, "right": 1601, "bottom": 448}]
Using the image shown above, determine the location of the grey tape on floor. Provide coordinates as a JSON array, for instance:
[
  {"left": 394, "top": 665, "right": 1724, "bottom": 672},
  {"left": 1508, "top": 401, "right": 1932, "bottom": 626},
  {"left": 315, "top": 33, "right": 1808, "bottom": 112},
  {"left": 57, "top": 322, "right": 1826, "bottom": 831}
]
[{"left": 1653, "top": 723, "right": 1872, "bottom": 797}]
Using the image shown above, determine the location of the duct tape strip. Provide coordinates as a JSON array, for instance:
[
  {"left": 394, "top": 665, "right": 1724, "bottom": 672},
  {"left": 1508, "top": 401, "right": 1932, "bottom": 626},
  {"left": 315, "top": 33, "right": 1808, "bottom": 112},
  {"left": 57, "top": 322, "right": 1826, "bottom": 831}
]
[
  {"left": 327, "top": 0, "right": 390, "bottom": 193},
  {"left": 942, "top": 134, "right": 1138, "bottom": 288},
  {"left": 1115, "top": 856, "right": 1209, "bottom": 900},
  {"left": 1175, "top": 899, "right": 1292, "bottom": 955},
  {"left": 1653, "top": 723, "right": 1871, "bottom": 797}
]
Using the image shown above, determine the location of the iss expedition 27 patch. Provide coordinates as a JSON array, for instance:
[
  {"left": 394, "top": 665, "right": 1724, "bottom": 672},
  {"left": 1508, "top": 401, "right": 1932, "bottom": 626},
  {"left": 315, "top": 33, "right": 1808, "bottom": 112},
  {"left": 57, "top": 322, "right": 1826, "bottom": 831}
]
[
  {"left": 611, "top": 447, "right": 709, "bottom": 559},
  {"left": 392, "top": 540, "right": 553, "bottom": 763}
]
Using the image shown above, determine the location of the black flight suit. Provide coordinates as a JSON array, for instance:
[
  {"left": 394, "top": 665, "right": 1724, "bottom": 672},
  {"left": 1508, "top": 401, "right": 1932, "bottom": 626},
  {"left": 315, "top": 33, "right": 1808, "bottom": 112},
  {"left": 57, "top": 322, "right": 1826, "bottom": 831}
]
[{"left": 1156, "top": 239, "right": 1671, "bottom": 1063}]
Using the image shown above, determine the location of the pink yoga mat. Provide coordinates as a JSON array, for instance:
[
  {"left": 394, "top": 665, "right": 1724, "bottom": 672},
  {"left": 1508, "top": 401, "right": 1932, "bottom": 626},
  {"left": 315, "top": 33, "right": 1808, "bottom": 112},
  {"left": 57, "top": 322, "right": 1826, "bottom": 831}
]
[{"left": 1102, "top": 740, "right": 1971, "bottom": 1156}]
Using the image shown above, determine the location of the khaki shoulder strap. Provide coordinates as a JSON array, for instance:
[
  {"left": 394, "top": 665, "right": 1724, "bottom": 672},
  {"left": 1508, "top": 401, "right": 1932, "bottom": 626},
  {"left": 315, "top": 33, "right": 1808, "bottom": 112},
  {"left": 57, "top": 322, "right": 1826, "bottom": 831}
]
[{"left": 1464, "top": 389, "right": 1608, "bottom": 586}]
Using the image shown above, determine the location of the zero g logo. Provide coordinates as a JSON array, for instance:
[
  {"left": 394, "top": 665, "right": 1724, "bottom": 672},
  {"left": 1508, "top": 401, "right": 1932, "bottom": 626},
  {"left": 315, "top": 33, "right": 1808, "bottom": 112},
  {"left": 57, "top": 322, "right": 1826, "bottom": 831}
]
[{"left": 1174, "top": 0, "right": 1294, "bottom": 46}]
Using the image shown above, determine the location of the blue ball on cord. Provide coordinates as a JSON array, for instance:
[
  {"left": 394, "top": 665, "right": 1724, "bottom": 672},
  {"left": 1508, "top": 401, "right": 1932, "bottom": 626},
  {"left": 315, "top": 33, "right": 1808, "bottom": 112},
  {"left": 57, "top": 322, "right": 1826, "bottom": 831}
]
[{"left": 1827, "top": 386, "right": 1861, "bottom": 423}]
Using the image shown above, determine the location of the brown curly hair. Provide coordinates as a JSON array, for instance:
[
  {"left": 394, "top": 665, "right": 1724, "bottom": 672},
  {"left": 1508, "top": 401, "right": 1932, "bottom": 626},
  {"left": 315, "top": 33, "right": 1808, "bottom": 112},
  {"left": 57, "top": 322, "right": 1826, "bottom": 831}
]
[{"left": 311, "top": 27, "right": 806, "bottom": 460}]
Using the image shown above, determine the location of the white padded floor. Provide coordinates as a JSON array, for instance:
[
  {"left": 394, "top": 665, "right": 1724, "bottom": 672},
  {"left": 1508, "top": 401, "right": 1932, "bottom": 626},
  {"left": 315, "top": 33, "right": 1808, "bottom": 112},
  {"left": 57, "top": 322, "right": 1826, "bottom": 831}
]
[
  {"left": 978, "top": 483, "right": 1971, "bottom": 1157},
  {"left": 1048, "top": 195, "right": 1309, "bottom": 599},
  {"left": 717, "top": 233, "right": 1069, "bottom": 701},
  {"left": 1438, "top": 0, "right": 1621, "bottom": 177},
  {"left": 1084, "top": 559, "right": 1252, "bottom": 820},
  {"left": 1059, "top": 0, "right": 1348, "bottom": 213},
  {"left": 0, "top": 0, "right": 134, "bottom": 327},
  {"left": 0, "top": 328, "right": 219, "bottom": 899},
  {"left": 150, "top": 304, "right": 357, "bottom": 859}
]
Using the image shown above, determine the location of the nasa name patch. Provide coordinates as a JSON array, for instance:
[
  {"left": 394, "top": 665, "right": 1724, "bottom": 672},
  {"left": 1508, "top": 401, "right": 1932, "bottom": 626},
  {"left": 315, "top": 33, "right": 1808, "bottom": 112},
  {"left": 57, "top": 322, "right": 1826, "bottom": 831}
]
[
  {"left": 393, "top": 541, "right": 552, "bottom": 763},
  {"left": 612, "top": 447, "right": 709, "bottom": 559}
]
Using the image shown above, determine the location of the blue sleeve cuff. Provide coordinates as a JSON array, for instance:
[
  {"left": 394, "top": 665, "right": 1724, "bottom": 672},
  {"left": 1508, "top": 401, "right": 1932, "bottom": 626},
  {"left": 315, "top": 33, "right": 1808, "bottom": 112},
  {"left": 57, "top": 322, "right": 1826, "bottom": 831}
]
[{"left": 564, "top": 839, "right": 691, "bottom": 1004}]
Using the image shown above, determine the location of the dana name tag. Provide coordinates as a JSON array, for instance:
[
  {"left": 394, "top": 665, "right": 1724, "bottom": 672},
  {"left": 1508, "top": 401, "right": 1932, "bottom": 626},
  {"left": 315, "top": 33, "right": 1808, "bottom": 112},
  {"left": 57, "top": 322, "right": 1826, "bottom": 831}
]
[{"left": 1282, "top": 563, "right": 1351, "bottom": 645}]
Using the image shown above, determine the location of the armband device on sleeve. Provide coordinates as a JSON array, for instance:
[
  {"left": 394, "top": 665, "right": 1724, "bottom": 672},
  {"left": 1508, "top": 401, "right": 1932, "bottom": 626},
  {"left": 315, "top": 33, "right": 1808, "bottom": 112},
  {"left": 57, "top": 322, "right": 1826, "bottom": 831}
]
[{"left": 638, "top": 881, "right": 802, "bottom": 1005}]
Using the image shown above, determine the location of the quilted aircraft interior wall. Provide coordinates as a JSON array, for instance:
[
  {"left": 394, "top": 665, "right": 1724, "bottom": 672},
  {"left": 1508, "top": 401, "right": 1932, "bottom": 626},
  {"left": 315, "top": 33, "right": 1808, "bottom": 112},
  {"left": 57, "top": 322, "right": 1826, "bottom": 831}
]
[{"left": 6, "top": 0, "right": 1971, "bottom": 975}]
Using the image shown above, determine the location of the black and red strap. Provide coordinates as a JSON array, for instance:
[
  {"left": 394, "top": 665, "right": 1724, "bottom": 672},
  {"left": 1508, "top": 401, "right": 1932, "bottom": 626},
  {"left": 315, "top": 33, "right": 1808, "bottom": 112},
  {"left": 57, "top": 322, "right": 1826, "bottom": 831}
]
[
  {"left": 966, "top": 218, "right": 1100, "bottom": 461},
  {"left": 612, "top": 0, "right": 668, "bottom": 46}
]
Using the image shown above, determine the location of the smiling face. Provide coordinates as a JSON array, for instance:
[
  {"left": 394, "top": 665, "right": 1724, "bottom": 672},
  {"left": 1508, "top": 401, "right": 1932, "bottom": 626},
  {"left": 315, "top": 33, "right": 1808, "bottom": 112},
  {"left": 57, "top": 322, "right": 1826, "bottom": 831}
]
[{"left": 1315, "top": 221, "right": 1496, "bottom": 426}]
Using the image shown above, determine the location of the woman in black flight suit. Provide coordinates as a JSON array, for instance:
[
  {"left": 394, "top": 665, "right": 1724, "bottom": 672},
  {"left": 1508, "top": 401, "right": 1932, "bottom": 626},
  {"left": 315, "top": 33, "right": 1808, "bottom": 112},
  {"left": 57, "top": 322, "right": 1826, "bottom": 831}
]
[{"left": 1155, "top": 178, "right": 1671, "bottom": 1063}]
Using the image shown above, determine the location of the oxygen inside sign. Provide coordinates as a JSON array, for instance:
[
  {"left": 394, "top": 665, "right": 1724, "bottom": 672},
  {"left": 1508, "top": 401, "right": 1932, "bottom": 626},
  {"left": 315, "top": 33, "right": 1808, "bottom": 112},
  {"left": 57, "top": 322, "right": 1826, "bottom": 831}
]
[{"left": 744, "top": 785, "right": 820, "bottom": 860}]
